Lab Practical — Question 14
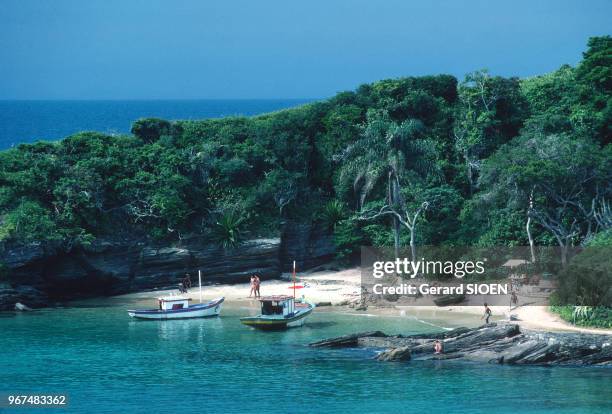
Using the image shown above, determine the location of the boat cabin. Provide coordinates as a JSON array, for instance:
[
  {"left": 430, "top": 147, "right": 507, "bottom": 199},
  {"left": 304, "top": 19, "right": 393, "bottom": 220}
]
[
  {"left": 157, "top": 296, "right": 191, "bottom": 311},
  {"left": 259, "top": 295, "right": 295, "bottom": 317}
]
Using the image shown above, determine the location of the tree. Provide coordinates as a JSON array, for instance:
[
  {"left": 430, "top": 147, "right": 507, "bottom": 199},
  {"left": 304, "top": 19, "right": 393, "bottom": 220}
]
[
  {"left": 338, "top": 110, "right": 438, "bottom": 258},
  {"left": 454, "top": 70, "right": 527, "bottom": 195},
  {"left": 131, "top": 118, "right": 173, "bottom": 144},
  {"left": 575, "top": 36, "right": 612, "bottom": 145},
  {"left": 259, "top": 169, "right": 301, "bottom": 218},
  {"left": 479, "top": 133, "right": 611, "bottom": 265}
]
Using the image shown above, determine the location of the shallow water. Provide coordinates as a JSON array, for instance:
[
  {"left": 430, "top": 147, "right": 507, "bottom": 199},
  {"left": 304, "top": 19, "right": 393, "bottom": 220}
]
[{"left": 1, "top": 298, "right": 611, "bottom": 413}]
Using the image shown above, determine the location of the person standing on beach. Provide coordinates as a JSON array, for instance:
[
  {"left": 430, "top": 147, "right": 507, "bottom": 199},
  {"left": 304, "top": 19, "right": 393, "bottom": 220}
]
[
  {"left": 249, "top": 275, "right": 256, "bottom": 298},
  {"left": 510, "top": 291, "right": 518, "bottom": 310},
  {"left": 254, "top": 274, "right": 261, "bottom": 298},
  {"left": 183, "top": 273, "right": 192, "bottom": 290},
  {"left": 482, "top": 303, "right": 492, "bottom": 324}
]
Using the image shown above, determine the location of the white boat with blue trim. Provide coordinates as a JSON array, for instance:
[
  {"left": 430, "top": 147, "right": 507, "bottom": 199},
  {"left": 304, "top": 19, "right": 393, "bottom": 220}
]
[
  {"left": 128, "top": 296, "right": 224, "bottom": 320},
  {"left": 128, "top": 270, "right": 224, "bottom": 320},
  {"left": 240, "top": 295, "right": 314, "bottom": 330}
]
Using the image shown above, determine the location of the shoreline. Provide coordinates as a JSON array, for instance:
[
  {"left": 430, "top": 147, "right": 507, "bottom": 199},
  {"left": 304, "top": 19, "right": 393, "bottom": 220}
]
[{"left": 118, "top": 266, "right": 612, "bottom": 336}]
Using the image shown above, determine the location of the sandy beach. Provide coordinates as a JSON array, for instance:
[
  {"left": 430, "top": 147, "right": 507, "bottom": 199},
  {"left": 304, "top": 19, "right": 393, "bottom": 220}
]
[{"left": 124, "top": 266, "right": 612, "bottom": 336}]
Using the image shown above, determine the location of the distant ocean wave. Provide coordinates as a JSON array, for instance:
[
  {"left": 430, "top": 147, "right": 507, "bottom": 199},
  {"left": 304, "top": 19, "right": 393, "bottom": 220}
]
[{"left": 0, "top": 99, "right": 313, "bottom": 150}]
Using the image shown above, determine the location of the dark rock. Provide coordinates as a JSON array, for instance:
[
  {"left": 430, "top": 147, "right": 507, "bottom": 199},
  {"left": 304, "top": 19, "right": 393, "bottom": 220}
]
[
  {"left": 310, "top": 331, "right": 387, "bottom": 348},
  {"left": 377, "top": 346, "right": 411, "bottom": 361},
  {"left": 401, "top": 326, "right": 472, "bottom": 340},
  {"left": 311, "top": 323, "right": 612, "bottom": 366},
  {"left": 316, "top": 301, "right": 332, "bottom": 307},
  {"left": 280, "top": 220, "right": 335, "bottom": 271},
  {"left": 0, "top": 284, "right": 48, "bottom": 311},
  {"left": 0, "top": 237, "right": 282, "bottom": 308}
]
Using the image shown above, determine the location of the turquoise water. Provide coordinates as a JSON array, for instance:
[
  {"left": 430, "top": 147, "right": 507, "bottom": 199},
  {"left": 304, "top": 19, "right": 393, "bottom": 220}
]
[
  {"left": 1, "top": 299, "right": 611, "bottom": 414},
  {"left": 0, "top": 99, "right": 313, "bottom": 149}
]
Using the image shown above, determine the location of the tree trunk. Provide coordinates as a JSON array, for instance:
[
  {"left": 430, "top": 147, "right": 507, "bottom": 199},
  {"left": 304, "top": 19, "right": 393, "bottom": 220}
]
[
  {"left": 526, "top": 215, "right": 536, "bottom": 263},
  {"left": 466, "top": 152, "right": 474, "bottom": 196},
  {"left": 388, "top": 172, "right": 400, "bottom": 259},
  {"left": 560, "top": 244, "right": 568, "bottom": 268},
  {"left": 409, "top": 227, "right": 416, "bottom": 262},
  {"left": 553, "top": 234, "right": 568, "bottom": 268},
  {"left": 527, "top": 190, "right": 536, "bottom": 263}
]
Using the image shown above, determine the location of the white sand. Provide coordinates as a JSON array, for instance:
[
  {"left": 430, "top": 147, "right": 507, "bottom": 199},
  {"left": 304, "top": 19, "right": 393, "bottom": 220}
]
[
  {"left": 123, "top": 266, "right": 612, "bottom": 335},
  {"left": 135, "top": 267, "right": 366, "bottom": 305}
]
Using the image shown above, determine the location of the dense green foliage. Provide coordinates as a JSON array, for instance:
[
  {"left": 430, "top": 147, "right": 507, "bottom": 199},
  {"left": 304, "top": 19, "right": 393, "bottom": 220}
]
[
  {"left": 550, "top": 229, "right": 612, "bottom": 328},
  {"left": 0, "top": 37, "right": 610, "bottom": 269}
]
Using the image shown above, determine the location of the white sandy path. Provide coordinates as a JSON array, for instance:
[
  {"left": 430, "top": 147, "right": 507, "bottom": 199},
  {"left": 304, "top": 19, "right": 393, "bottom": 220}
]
[
  {"left": 126, "top": 266, "right": 611, "bottom": 335},
  {"left": 510, "top": 306, "right": 612, "bottom": 335}
]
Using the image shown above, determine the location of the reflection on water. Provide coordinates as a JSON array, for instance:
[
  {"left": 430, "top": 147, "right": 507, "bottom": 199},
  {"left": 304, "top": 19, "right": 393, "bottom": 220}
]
[{"left": 1, "top": 300, "right": 611, "bottom": 414}]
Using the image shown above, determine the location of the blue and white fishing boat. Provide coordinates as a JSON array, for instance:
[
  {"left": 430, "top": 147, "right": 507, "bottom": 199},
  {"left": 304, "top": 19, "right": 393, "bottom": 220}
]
[
  {"left": 240, "top": 295, "right": 314, "bottom": 330},
  {"left": 240, "top": 260, "right": 314, "bottom": 330},
  {"left": 128, "top": 296, "right": 224, "bottom": 320},
  {"left": 128, "top": 270, "right": 224, "bottom": 320}
]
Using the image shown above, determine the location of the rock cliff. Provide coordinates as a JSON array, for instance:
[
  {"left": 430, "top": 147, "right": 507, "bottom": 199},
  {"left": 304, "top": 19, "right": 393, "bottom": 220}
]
[
  {"left": 1, "top": 218, "right": 337, "bottom": 310},
  {"left": 0, "top": 237, "right": 282, "bottom": 310},
  {"left": 280, "top": 220, "right": 335, "bottom": 271}
]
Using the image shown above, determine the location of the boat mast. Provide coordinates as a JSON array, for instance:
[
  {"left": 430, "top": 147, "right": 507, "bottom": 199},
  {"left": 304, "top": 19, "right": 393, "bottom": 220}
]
[
  {"left": 293, "top": 260, "right": 296, "bottom": 299},
  {"left": 198, "top": 270, "right": 203, "bottom": 303}
]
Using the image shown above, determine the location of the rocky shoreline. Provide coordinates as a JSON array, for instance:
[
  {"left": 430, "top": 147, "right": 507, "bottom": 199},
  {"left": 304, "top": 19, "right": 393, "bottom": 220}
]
[
  {"left": 0, "top": 220, "right": 336, "bottom": 310},
  {"left": 310, "top": 323, "right": 612, "bottom": 366}
]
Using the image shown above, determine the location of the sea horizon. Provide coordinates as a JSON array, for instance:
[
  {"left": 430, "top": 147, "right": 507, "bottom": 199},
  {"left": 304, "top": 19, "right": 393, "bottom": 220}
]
[{"left": 0, "top": 98, "right": 315, "bottom": 149}]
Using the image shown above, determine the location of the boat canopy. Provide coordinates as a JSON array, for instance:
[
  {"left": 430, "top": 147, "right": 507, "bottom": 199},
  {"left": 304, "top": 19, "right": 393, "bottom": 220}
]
[
  {"left": 157, "top": 296, "right": 191, "bottom": 311},
  {"left": 259, "top": 296, "right": 295, "bottom": 317}
]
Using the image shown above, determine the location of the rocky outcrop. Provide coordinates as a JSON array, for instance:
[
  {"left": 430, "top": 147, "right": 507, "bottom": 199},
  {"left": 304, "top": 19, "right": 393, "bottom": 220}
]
[
  {"left": 280, "top": 220, "right": 335, "bottom": 271},
  {"left": 310, "top": 324, "right": 612, "bottom": 366},
  {"left": 0, "top": 284, "right": 49, "bottom": 310},
  {"left": 0, "top": 217, "right": 339, "bottom": 311},
  {"left": 0, "top": 237, "right": 281, "bottom": 310},
  {"left": 310, "top": 331, "right": 387, "bottom": 348},
  {"left": 376, "top": 346, "right": 412, "bottom": 361}
]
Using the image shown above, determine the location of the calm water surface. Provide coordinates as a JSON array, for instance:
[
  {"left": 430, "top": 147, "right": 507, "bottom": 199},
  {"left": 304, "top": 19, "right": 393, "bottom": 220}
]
[{"left": 1, "top": 298, "right": 611, "bottom": 414}]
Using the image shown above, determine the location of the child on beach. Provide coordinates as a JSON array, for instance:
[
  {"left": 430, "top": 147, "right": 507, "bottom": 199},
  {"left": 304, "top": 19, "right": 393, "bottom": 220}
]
[{"left": 482, "top": 303, "right": 492, "bottom": 324}]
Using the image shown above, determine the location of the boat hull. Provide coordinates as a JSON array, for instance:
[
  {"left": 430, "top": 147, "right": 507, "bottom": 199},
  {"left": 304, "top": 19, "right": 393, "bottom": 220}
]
[
  {"left": 240, "top": 304, "right": 314, "bottom": 330},
  {"left": 128, "top": 297, "right": 224, "bottom": 320}
]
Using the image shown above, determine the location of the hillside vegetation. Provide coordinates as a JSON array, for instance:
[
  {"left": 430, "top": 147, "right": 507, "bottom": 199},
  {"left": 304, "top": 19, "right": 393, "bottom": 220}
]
[{"left": 0, "top": 37, "right": 610, "bottom": 265}]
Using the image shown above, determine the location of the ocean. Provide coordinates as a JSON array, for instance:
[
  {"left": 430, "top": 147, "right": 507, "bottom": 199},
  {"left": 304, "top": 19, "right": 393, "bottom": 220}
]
[
  {"left": 1, "top": 298, "right": 611, "bottom": 414},
  {"left": 0, "top": 99, "right": 313, "bottom": 150}
]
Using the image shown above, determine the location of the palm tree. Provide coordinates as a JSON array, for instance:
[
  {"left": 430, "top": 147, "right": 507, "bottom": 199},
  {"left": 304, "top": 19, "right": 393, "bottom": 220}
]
[
  {"left": 212, "top": 209, "right": 247, "bottom": 249},
  {"left": 338, "top": 110, "right": 438, "bottom": 259}
]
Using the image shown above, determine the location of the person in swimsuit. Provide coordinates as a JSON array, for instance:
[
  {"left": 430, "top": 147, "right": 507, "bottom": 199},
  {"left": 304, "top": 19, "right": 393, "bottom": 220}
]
[
  {"left": 249, "top": 275, "right": 256, "bottom": 298},
  {"left": 254, "top": 274, "right": 261, "bottom": 298},
  {"left": 434, "top": 340, "right": 443, "bottom": 354}
]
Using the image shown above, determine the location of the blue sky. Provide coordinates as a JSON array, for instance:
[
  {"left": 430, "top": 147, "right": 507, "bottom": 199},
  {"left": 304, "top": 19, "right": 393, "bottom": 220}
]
[{"left": 0, "top": 0, "right": 610, "bottom": 99}]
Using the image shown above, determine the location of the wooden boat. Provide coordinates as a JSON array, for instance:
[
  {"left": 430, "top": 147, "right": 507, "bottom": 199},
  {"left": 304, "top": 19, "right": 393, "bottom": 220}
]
[
  {"left": 433, "top": 294, "right": 466, "bottom": 307},
  {"left": 128, "top": 270, "right": 224, "bottom": 320},
  {"left": 240, "top": 295, "right": 314, "bottom": 330},
  {"left": 128, "top": 296, "right": 224, "bottom": 319}
]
